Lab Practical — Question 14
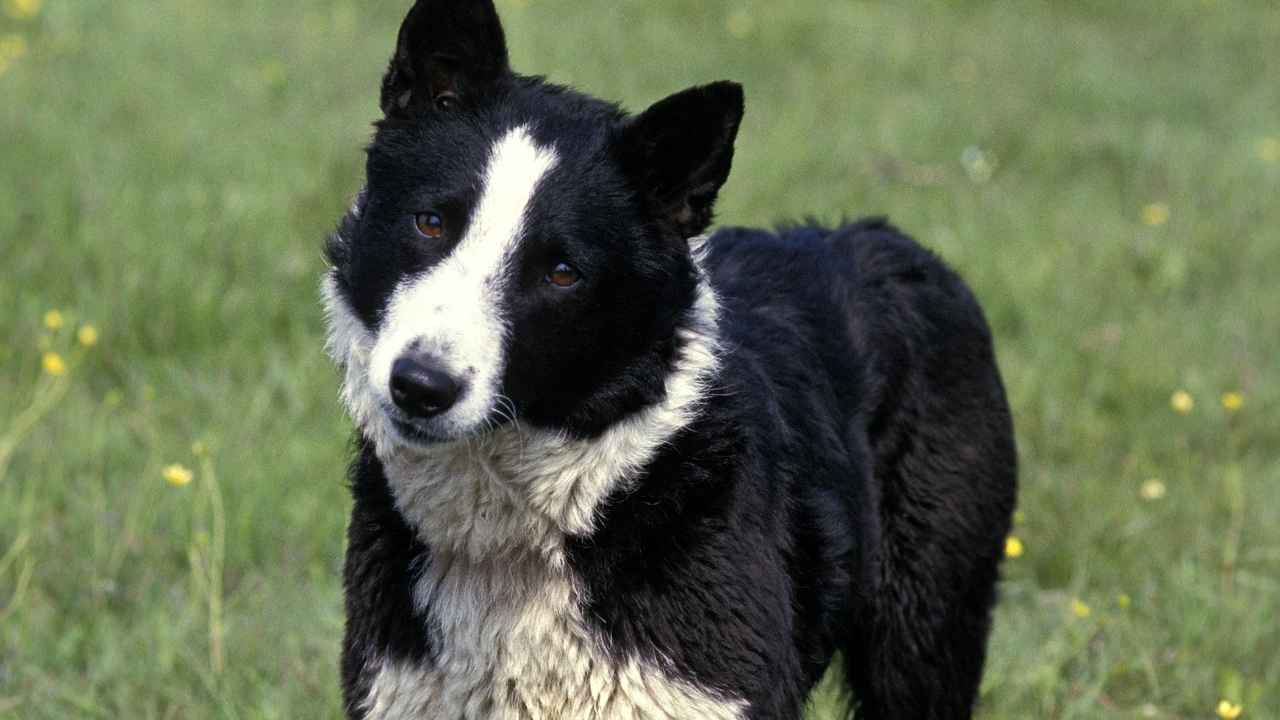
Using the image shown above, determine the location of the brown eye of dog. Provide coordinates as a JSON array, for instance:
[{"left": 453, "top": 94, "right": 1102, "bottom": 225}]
[
  {"left": 545, "top": 262, "right": 581, "bottom": 288},
  {"left": 434, "top": 92, "right": 459, "bottom": 112},
  {"left": 414, "top": 212, "right": 445, "bottom": 239}
]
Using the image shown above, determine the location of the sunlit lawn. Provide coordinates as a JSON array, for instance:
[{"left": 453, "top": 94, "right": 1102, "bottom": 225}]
[{"left": 2, "top": 1, "right": 1278, "bottom": 717}]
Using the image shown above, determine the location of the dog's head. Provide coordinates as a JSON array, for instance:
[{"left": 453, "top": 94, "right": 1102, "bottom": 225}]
[{"left": 324, "top": 0, "right": 743, "bottom": 451}]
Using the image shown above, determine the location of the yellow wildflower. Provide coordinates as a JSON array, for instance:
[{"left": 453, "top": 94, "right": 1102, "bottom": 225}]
[
  {"left": 1116, "top": 593, "right": 1131, "bottom": 609},
  {"left": 163, "top": 464, "right": 194, "bottom": 487},
  {"left": 42, "top": 351, "right": 66, "bottom": 376},
  {"left": 1004, "top": 536, "right": 1024, "bottom": 559},
  {"left": 78, "top": 324, "right": 100, "bottom": 347},
  {"left": 1139, "top": 478, "right": 1167, "bottom": 501},
  {"left": 1142, "top": 203, "right": 1170, "bottom": 227},
  {"left": 1260, "top": 137, "right": 1280, "bottom": 164},
  {"left": 43, "top": 309, "right": 64, "bottom": 330},
  {"left": 1071, "top": 598, "right": 1091, "bottom": 619},
  {"left": 1217, "top": 700, "right": 1244, "bottom": 719},
  {"left": 1170, "top": 390, "right": 1194, "bottom": 415},
  {"left": 1221, "top": 391, "right": 1244, "bottom": 412},
  {"left": 4, "top": 0, "right": 42, "bottom": 21}
]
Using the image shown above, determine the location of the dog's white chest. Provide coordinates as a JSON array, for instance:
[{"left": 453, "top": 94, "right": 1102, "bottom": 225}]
[{"left": 362, "top": 556, "right": 745, "bottom": 720}]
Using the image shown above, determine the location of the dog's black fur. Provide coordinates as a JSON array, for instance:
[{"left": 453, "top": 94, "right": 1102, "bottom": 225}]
[{"left": 330, "top": 2, "right": 1016, "bottom": 718}]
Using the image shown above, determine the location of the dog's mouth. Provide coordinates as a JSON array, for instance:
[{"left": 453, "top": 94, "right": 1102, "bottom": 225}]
[
  {"left": 389, "top": 416, "right": 449, "bottom": 447},
  {"left": 381, "top": 404, "right": 512, "bottom": 449}
]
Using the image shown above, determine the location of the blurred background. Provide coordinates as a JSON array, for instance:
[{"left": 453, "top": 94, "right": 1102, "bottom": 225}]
[{"left": 1, "top": 1, "right": 1277, "bottom": 717}]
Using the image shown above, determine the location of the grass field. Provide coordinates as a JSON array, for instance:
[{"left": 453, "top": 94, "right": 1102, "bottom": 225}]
[{"left": 2, "top": 0, "right": 1278, "bottom": 717}]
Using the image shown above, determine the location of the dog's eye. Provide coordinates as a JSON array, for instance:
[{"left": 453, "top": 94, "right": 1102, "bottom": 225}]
[
  {"left": 545, "top": 262, "right": 581, "bottom": 288},
  {"left": 434, "top": 93, "right": 459, "bottom": 112},
  {"left": 414, "top": 212, "right": 445, "bottom": 239}
]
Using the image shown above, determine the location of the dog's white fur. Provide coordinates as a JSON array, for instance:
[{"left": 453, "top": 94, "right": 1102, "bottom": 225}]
[{"left": 322, "top": 128, "right": 745, "bottom": 719}]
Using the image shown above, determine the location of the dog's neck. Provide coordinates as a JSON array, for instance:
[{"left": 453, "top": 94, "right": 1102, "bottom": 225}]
[{"left": 376, "top": 268, "right": 721, "bottom": 565}]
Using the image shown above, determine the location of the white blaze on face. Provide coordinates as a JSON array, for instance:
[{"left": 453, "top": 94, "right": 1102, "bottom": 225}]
[{"left": 368, "top": 126, "right": 559, "bottom": 439}]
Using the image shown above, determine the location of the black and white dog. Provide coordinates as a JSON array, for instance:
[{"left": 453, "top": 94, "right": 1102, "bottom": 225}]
[{"left": 323, "top": 2, "right": 1017, "bottom": 718}]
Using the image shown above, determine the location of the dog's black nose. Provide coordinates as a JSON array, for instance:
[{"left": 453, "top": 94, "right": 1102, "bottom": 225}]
[{"left": 390, "top": 355, "right": 461, "bottom": 419}]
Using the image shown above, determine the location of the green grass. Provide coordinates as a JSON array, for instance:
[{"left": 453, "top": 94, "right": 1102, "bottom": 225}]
[{"left": 2, "top": 0, "right": 1278, "bottom": 717}]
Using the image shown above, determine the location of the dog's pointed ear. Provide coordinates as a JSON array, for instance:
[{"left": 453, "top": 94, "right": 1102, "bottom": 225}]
[
  {"left": 616, "top": 81, "right": 744, "bottom": 239},
  {"left": 380, "top": 0, "right": 510, "bottom": 118}
]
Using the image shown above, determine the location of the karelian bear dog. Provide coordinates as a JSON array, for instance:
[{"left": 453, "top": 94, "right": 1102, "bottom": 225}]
[{"left": 323, "top": 2, "right": 1017, "bottom": 718}]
